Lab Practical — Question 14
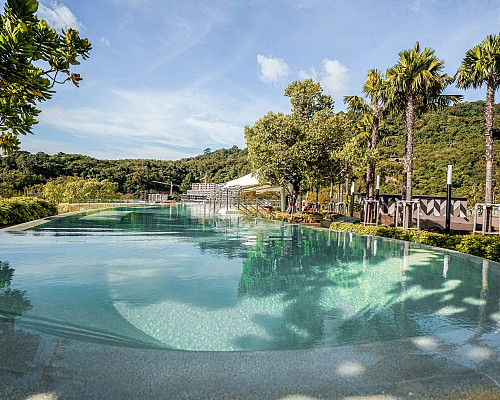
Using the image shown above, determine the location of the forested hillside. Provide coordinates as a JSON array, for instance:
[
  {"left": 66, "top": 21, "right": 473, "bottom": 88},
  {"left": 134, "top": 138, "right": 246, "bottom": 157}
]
[
  {"left": 0, "top": 101, "right": 499, "bottom": 203},
  {"left": 376, "top": 100, "right": 500, "bottom": 202},
  {"left": 0, "top": 146, "right": 249, "bottom": 198}
]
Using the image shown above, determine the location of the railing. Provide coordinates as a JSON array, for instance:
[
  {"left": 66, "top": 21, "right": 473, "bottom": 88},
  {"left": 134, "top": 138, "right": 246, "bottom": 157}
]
[
  {"left": 237, "top": 192, "right": 274, "bottom": 219},
  {"left": 473, "top": 203, "right": 500, "bottom": 235},
  {"left": 205, "top": 189, "right": 238, "bottom": 214},
  {"left": 56, "top": 200, "right": 144, "bottom": 214}
]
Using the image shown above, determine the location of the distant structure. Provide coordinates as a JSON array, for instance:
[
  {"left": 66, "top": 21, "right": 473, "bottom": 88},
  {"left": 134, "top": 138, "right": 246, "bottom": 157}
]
[
  {"left": 146, "top": 190, "right": 169, "bottom": 203},
  {"left": 181, "top": 183, "right": 225, "bottom": 202}
]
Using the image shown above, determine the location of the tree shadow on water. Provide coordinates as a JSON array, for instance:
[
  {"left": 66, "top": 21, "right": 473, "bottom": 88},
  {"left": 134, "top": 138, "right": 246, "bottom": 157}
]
[
  {"left": 234, "top": 227, "right": 377, "bottom": 350},
  {"left": 233, "top": 227, "right": 500, "bottom": 351},
  {"left": 0, "top": 261, "right": 32, "bottom": 334}
]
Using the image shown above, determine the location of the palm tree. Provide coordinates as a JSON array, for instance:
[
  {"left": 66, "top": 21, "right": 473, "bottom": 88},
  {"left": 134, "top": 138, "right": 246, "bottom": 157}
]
[
  {"left": 385, "top": 42, "right": 461, "bottom": 226},
  {"left": 455, "top": 34, "right": 500, "bottom": 219},
  {"left": 345, "top": 69, "right": 386, "bottom": 202}
]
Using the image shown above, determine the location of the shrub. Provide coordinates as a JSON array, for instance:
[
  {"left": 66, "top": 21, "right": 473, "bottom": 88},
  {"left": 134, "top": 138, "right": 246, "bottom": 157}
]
[
  {"left": 329, "top": 222, "right": 500, "bottom": 263},
  {"left": 454, "top": 235, "right": 486, "bottom": 258},
  {"left": 270, "top": 210, "right": 319, "bottom": 223},
  {"left": 485, "top": 240, "right": 500, "bottom": 262},
  {"left": 0, "top": 197, "right": 57, "bottom": 227}
]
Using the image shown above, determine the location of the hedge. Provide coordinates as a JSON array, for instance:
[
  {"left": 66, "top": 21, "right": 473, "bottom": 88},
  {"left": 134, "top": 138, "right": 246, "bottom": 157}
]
[
  {"left": 0, "top": 197, "right": 57, "bottom": 227},
  {"left": 240, "top": 208, "right": 319, "bottom": 223},
  {"left": 269, "top": 211, "right": 318, "bottom": 223},
  {"left": 329, "top": 222, "right": 500, "bottom": 263}
]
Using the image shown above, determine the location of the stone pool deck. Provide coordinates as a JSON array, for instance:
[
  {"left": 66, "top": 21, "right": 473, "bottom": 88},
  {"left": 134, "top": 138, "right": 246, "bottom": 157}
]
[{"left": 1, "top": 327, "right": 499, "bottom": 400}]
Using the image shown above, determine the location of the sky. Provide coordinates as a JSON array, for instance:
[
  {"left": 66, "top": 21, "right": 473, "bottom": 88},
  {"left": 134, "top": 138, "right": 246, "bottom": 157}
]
[{"left": 5, "top": 0, "right": 500, "bottom": 160}]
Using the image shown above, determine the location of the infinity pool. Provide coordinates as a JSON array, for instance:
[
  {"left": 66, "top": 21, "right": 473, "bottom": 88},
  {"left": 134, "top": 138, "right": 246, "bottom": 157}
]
[{"left": 1, "top": 204, "right": 499, "bottom": 352}]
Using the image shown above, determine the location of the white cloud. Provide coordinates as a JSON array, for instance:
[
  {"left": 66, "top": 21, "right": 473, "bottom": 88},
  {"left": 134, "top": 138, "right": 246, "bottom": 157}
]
[
  {"left": 298, "top": 59, "right": 349, "bottom": 104},
  {"left": 35, "top": 87, "right": 251, "bottom": 159},
  {"left": 101, "top": 37, "right": 111, "bottom": 46},
  {"left": 185, "top": 117, "right": 242, "bottom": 145},
  {"left": 257, "top": 55, "right": 290, "bottom": 85},
  {"left": 320, "top": 59, "right": 349, "bottom": 101},
  {"left": 298, "top": 67, "right": 318, "bottom": 81},
  {"left": 38, "top": 1, "right": 82, "bottom": 31},
  {"left": 410, "top": 0, "right": 422, "bottom": 13}
]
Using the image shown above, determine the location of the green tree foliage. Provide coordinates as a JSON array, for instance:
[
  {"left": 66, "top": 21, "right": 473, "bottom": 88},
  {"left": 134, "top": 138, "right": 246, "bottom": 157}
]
[
  {"left": 385, "top": 42, "right": 462, "bottom": 204},
  {"left": 284, "top": 79, "right": 334, "bottom": 120},
  {"left": 0, "top": 147, "right": 249, "bottom": 198},
  {"left": 41, "top": 176, "right": 119, "bottom": 204},
  {"left": 0, "top": 0, "right": 92, "bottom": 154},
  {"left": 246, "top": 111, "right": 305, "bottom": 195},
  {"left": 455, "top": 34, "right": 500, "bottom": 206},
  {"left": 344, "top": 69, "right": 387, "bottom": 200},
  {"left": 1, "top": 100, "right": 499, "bottom": 207},
  {"left": 245, "top": 79, "right": 351, "bottom": 201},
  {"left": 303, "top": 110, "right": 351, "bottom": 191},
  {"left": 376, "top": 101, "right": 500, "bottom": 204}
]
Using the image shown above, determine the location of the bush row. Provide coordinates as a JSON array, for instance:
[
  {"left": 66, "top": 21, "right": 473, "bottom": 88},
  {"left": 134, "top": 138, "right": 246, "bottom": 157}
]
[
  {"left": 0, "top": 197, "right": 57, "bottom": 227},
  {"left": 240, "top": 208, "right": 320, "bottom": 223},
  {"left": 329, "top": 222, "right": 500, "bottom": 263},
  {"left": 269, "top": 211, "right": 318, "bottom": 223}
]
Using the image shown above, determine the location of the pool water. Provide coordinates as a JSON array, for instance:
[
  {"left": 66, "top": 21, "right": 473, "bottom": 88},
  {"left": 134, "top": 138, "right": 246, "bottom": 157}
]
[{"left": 1, "top": 204, "right": 499, "bottom": 351}]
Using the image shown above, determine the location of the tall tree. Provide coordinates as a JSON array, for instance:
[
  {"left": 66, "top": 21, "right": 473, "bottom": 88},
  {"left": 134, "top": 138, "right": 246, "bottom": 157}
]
[
  {"left": 345, "top": 69, "right": 386, "bottom": 202},
  {"left": 455, "top": 34, "right": 500, "bottom": 211},
  {"left": 245, "top": 111, "right": 305, "bottom": 198},
  {"left": 0, "top": 0, "right": 91, "bottom": 154},
  {"left": 284, "top": 79, "right": 343, "bottom": 201},
  {"left": 385, "top": 42, "right": 461, "bottom": 215},
  {"left": 245, "top": 79, "right": 349, "bottom": 212}
]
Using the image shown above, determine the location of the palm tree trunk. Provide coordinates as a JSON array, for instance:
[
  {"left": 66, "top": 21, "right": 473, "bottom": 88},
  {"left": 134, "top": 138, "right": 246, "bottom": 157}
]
[
  {"left": 366, "top": 110, "right": 379, "bottom": 200},
  {"left": 366, "top": 110, "right": 379, "bottom": 223},
  {"left": 365, "top": 161, "right": 374, "bottom": 222},
  {"left": 404, "top": 96, "right": 416, "bottom": 227},
  {"left": 484, "top": 82, "right": 495, "bottom": 231}
]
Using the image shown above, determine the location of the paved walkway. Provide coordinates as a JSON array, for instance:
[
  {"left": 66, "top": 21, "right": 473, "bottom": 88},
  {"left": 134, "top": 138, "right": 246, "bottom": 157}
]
[{"left": 1, "top": 328, "right": 499, "bottom": 399}]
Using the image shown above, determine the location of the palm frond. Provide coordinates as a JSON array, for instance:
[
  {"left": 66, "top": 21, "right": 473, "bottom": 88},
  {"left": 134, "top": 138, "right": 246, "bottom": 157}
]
[{"left": 455, "top": 33, "right": 500, "bottom": 90}]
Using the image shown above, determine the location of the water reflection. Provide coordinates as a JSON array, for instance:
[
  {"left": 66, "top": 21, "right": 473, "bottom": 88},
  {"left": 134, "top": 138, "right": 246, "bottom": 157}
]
[
  {"left": 1, "top": 205, "right": 500, "bottom": 352},
  {"left": 235, "top": 225, "right": 500, "bottom": 350},
  {"left": 0, "top": 261, "right": 32, "bottom": 334}
]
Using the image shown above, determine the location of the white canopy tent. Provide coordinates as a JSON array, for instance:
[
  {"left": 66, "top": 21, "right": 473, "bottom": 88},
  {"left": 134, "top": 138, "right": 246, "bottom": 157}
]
[
  {"left": 222, "top": 173, "right": 259, "bottom": 190},
  {"left": 223, "top": 173, "right": 283, "bottom": 193},
  {"left": 222, "top": 173, "right": 286, "bottom": 212}
]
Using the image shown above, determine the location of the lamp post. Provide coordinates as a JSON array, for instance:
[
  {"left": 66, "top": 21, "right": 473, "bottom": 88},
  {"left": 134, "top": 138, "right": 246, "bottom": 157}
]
[
  {"left": 350, "top": 181, "right": 355, "bottom": 217},
  {"left": 445, "top": 165, "right": 452, "bottom": 234}
]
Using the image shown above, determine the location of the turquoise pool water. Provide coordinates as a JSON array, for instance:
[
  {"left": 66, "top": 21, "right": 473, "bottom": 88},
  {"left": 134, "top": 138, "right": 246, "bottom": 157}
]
[{"left": 1, "top": 204, "right": 499, "bottom": 351}]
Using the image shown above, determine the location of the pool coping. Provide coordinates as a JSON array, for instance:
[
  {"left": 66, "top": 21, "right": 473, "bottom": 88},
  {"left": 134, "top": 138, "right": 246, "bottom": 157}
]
[{"left": 1, "top": 326, "right": 499, "bottom": 400}]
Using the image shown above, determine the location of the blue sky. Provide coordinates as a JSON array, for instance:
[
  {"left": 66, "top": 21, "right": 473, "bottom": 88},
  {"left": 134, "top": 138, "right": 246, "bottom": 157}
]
[{"left": 7, "top": 0, "right": 500, "bottom": 160}]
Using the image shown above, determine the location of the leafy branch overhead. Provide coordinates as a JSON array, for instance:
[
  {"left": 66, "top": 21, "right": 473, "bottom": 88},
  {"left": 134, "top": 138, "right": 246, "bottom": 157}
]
[{"left": 0, "top": 0, "right": 91, "bottom": 154}]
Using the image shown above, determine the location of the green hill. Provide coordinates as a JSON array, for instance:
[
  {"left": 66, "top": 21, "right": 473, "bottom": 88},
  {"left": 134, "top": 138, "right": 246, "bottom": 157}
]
[
  {"left": 376, "top": 100, "right": 500, "bottom": 203},
  {"left": 0, "top": 146, "right": 249, "bottom": 198}
]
